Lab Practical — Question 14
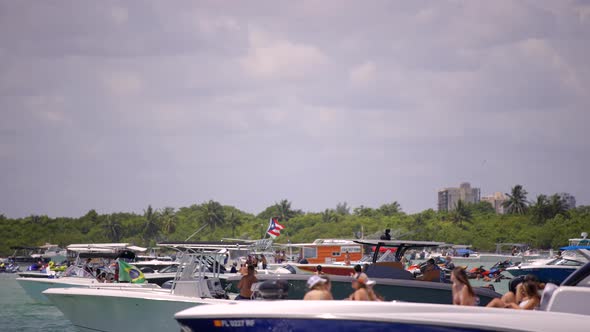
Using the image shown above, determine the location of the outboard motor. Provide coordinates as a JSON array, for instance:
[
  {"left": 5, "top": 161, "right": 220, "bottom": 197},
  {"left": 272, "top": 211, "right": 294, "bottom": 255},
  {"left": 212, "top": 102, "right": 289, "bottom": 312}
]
[{"left": 253, "top": 280, "right": 289, "bottom": 300}]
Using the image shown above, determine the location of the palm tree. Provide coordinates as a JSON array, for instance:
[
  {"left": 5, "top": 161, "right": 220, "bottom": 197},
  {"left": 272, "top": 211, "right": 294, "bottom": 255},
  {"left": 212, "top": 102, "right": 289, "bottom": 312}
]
[
  {"left": 321, "top": 209, "right": 338, "bottom": 223},
  {"left": 450, "top": 200, "right": 472, "bottom": 226},
  {"left": 531, "top": 194, "right": 549, "bottom": 224},
  {"left": 160, "top": 207, "right": 177, "bottom": 235},
  {"left": 378, "top": 201, "right": 402, "bottom": 216},
  {"left": 103, "top": 215, "right": 122, "bottom": 242},
  {"left": 503, "top": 185, "right": 529, "bottom": 214},
  {"left": 548, "top": 194, "right": 567, "bottom": 217},
  {"left": 200, "top": 200, "right": 225, "bottom": 231},
  {"left": 226, "top": 211, "right": 242, "bottom": 237},
  {"left": 275, "top": 199, "right": 296, "bottom": 222},
  {"left": 143, "top": 205, "right": 161, "bottom": 244},
  {"left": 335, "top": 202, "right": 350, "bottom": 215}
]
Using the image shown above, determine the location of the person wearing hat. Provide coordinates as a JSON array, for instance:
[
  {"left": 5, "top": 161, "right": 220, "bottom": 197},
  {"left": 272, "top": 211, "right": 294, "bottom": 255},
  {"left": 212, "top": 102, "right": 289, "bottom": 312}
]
[
  {"left": 304, "top": 275, "right": 332, "bottom": 300},
  {"left": 347, "top": 273, "right": 371, "bottom": 301}
]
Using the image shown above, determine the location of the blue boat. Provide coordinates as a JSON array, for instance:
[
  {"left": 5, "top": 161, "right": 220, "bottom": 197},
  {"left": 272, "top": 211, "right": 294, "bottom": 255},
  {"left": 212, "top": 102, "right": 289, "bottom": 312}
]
[{"left": 506, "top": 245, "right": 589, "bottom": 284}]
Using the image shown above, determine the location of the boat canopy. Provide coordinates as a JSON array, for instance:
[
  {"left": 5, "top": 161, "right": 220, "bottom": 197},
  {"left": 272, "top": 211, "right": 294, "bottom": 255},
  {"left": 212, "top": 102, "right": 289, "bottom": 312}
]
[
  {"left": 354, "top": 240, "right": 445, "bottom": 262},
  {"left": 559, "top": 246, "right": 590, "bottom": 251}
]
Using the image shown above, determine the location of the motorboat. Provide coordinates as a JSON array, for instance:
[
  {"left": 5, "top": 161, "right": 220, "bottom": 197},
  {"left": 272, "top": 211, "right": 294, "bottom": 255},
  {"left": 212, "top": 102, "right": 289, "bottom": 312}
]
[
  {"left": 44, "top": 244, "right": 236, "bottom": 332},
  {"left": 224, "top": 239, "right": 502, "bottom": 306},
  {"left": 506, "top": 247, "right": 590, "bottom": 284},
  {"left": 16, "top": 243, "right": 150, "bottom": 303},
  {"left": 175, "top": 299, "right": 590, "bottom": 332},
  {"left": 180, "top": 257, "right": 590, "bottom": 332}
]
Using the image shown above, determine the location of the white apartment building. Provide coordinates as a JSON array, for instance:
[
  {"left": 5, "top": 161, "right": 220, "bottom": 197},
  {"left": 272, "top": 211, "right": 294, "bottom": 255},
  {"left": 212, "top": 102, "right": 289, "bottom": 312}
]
[
  {"left": 438, "top": 182, "right": 481, "bottom": 212},
  {"left": 481, "top": 192, "right": 507, "bottom": 214}
]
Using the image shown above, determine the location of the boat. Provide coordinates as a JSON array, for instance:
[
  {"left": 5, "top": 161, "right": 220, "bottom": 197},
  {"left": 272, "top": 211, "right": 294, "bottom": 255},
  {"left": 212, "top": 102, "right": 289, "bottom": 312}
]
[
  {"left": 43, "top": 243, "right": 237, "bottom": 332},
  {"left": 9, "top": 245, "right": 45, "bottom": 263},
  {"left": 175, "top": 299, "right": 590, "bottom": 332},
  {"left": 506, "top": 246, "right": 590, "bottom": 284},
  {"left": 16, "top": 243, "right": 150, "bottom": 303},
  {"left": 224, "top": 239, "right": 501, "bottom": 306}
]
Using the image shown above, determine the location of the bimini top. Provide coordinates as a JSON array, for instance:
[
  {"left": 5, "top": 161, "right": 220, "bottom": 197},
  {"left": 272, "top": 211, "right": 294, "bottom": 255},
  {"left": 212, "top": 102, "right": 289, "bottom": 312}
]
[
  {"left": 353, "top": 239, "right": 445, "bottom": 248},
  {"left": 157, "top": 241, "right": 252, "bottom": 252},
  {"left": 66, "top": 243, "right": 147, "bottom": 253}
]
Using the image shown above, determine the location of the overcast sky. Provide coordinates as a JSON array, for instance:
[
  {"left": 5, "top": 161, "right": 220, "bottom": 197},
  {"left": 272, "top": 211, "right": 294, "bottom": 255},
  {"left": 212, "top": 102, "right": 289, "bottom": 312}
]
[{"left": 1, "top": 1, "right": 589, "bottom": 218}]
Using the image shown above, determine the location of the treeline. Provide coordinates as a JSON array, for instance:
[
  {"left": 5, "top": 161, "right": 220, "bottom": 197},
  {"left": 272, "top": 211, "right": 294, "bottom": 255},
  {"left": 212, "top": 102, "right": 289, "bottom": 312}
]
[{"left": 1, "top": 186, "right": 589, "bottom": 256}]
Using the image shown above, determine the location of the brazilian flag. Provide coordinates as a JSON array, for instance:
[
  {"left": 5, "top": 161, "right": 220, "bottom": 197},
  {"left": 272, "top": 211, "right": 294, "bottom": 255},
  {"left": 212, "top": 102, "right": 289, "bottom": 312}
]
[{"left": 118, "top": 260, "right": 145, "bottom": 283}]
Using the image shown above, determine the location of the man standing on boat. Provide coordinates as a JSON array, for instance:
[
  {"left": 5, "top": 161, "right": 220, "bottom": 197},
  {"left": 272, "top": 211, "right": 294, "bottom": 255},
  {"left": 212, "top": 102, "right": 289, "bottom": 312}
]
[{"left": 236, "top": 265, "right": 258, "bottom": 300}]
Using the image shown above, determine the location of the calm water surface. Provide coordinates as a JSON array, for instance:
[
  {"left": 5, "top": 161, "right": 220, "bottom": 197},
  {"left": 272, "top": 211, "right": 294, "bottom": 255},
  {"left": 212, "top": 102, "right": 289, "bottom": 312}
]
[
  {"left": 0, "top": 260, "right": 511, "bottom": 332},
  {"left": 0, "top": 274, "right": 76, "bottom": 332}
]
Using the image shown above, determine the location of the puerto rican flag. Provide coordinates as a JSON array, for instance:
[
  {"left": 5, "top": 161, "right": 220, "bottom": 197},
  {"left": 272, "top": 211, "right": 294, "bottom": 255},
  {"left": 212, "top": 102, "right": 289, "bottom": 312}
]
[{"left": 266, "top": 217, "right": 285, "bottom": 238}]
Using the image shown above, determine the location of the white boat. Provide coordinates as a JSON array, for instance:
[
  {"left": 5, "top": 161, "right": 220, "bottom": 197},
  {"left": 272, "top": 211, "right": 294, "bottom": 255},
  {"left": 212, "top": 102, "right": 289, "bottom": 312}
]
[
  {"left": 506, "top": 248, "right": 590, "bottom": 284},
  {"left": 16, "top": 243, "right": 150, "bottom": 303},
  {"left": 175, "top": 299, "right": 590, "bottom": 332},
  {"left": 44, "top": 244, "right": 235, "bottom": 332}
]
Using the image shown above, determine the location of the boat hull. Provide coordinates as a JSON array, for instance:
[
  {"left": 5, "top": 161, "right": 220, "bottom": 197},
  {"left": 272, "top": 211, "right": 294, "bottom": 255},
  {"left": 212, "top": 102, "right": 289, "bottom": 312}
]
[
  {"left": 225, "top": 274, "right": 500, "bottom": 306},
  {"left": 175, "top": 300, "right": 590, "bottom": 332},
  {"left": 16, "top": 277, "right": 94, "bottom": 303},
  {"left": 506, "top": 266, "right": 578, "bottom": 284},
  {"left": 44, "top": 287, "right": 225, "bottom": 332}
]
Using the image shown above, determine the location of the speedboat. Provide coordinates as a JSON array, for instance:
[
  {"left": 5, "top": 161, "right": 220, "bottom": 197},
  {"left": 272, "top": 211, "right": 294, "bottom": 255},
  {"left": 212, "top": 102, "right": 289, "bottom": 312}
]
[
  {"left": 224, "top": 240, "right": 502, "bottom": 306},
  {"left": 175, "top": 299, "right": 590, "bottom": 332},
  {"left": 44, "top": 244, "right": 235, "bottom": 332},
  {"left": 16, "top": 243, "right": 150, "bottom": 303},
  {"left": 506, "top": 247, "right": 590, "bottom": 284}
]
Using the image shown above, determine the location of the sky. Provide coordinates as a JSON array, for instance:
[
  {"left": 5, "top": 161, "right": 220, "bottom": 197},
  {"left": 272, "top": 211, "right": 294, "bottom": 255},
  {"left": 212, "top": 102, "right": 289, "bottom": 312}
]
[{"left": 1, "top": 0, "right": 589, "bottom": 218}]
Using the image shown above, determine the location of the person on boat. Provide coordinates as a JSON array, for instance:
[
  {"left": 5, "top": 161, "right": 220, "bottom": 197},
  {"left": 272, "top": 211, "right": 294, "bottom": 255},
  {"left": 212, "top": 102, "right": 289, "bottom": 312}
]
[
  {"left": 304, "top": 275, "right": 332, "bottom": 300},
  {"left": 366, "top": 279, "right": 383, "bottom": 301},
  {"left": 239, "top": 263, "right": 248, "bottom": 275},
  {"left": 417, "top": 259, "right": 441, "bottom": 281},
  {"left": 493, "top": 274, "right": 544, "bottom": 306},
  {"left": 380, "top": 229, "right": 391, "bottom": 240},
  {"left": 347, "top": 273, "right": 373, "bottom": 301},
  {"left": 261, "top": 254, "right": 268, "bottom": 270},
  {"left": 321, "top": 275, "right": 334, "bottom": 299},
  {"left": 315, "top": 265, "right": 325, "bottom": 275},
  {"left": 451, "top": 267, "right": 477, "bottom": 306},
  {"left": 487, "top": 280, "right": 540, "bottom": 310},
  {"left": 344, "top": 250, "right": 351, "bottom": 266},
  {"left": 236, "top": 264, "right": 258, "bottom": 300},
  {"left": 444, "top": 256, "right": 455, "bottom": 270},
  {"left": 230, "top": 262, "right": 238, "bottom": 273}
]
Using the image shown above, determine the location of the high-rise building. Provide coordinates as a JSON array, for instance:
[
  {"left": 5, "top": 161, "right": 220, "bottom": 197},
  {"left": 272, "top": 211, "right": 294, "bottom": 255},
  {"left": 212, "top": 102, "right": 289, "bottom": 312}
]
[
  {"left": 560, "top": 193, "right": 576, "bottom": 210},
  {"left": 481, "top": 192, "right": 507, "bottom": 214},
  {"left": 437, "top": 182, "right": 481, "bottom": 212}
]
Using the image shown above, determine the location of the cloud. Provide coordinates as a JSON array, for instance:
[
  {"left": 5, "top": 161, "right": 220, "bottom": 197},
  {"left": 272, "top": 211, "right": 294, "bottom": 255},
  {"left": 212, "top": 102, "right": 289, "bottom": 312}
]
[
  {"left": 0, "top": 1, "right": 589, "bottom": 217},
  {"left": 240, "top": 28, "right": 328, "bottom": 79}
]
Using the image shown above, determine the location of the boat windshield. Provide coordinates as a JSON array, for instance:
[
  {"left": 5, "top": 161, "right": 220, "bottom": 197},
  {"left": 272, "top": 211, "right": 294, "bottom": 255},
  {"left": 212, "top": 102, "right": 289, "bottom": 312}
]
[
  {"left": 376, "top": 249, "right": 398, "bottom": 262},
  {"left": 550, "top": 258, "right": 585, "bottom": 266}
]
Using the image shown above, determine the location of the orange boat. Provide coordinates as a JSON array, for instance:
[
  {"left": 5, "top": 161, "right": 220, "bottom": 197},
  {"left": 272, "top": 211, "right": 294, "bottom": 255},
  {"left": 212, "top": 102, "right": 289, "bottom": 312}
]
[{"left": 280, "top": 239, "right": 363, "bottom": 275}]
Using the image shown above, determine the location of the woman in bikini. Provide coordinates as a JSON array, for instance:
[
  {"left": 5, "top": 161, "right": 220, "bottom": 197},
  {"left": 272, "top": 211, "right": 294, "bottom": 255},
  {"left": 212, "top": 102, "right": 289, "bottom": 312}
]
[{"left": 451, "top": 267, "right": 477, "bottom": 306}]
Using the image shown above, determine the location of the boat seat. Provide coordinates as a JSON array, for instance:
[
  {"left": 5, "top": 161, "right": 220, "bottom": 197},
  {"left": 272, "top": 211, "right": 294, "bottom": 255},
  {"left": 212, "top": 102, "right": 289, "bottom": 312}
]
[
  {"left": 366, "top": 262, "right": 413, "bottom": 280},
  {"left": 206, "top": 277, "right": 227, "bottom": 299},
  {"left": 539, "top": 283, "right": 559, "bottom": 311},
  {"left": 417, "top": 269, "right": 441, "bottom": 282},
  {"left": 172, "top": 279, "right": 212, "bottom": 298}
]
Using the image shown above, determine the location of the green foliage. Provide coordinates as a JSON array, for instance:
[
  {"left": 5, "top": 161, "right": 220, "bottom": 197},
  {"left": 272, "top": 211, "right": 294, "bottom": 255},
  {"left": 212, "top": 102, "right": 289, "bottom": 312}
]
[
  {"left": 1, "top": 196, "right": 589, "bottom": 256},
  {"left": 503, "top": 185, "right": 529, "bottom": 215}
]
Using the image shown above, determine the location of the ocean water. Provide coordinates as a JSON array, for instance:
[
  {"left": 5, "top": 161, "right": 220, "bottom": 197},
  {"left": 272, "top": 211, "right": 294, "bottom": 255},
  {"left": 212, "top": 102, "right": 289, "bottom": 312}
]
[
  {"left": 0, "top": 260, "right": 511, "bottom": 332},
  {"left": 0, "top": 273, "right": 76, "bottom": 332}
]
